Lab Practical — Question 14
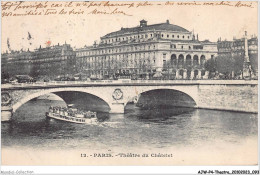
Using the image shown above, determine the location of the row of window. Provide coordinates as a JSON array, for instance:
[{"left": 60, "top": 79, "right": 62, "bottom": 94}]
[
  {"left": 219, "top": 41, "right": 258, "bottom": 48},
  {"left": 83, "top": 58, "right": 156, "bottom": 64},
  {"left": 77, "top": 44, "right": 158, "bottom": 56},
  {"left": 170, "top": 44, "right": 195, "bottom": 50},
  {"left": 77, "top": 43, "right": 205, "bottom": 57},
  {"left": 5, "top": 53, "right": 73, "bottom": 60},
  {"left": 80, "top": 57, "right": 156, "bottom": 66},
  {"left": 6, "top": 56, "right": 73, "bottom": 64},
  {"left": 104, "top": 33, "right": 154, "bottom": 44},
  {"left": 161, "top": 34, "right": 190, "bottom": 39},
  {"left": 84, "top": 69, "right": 152, "bottom": 75},
  {"left": 83, "top": 62, "right": 155, "bottom": 69},
  {"left": 103, "top": 32, "right": 192, "bottom": 44},
  {"left": 79, "top": 54, "right": 157, "bottom": 64}
]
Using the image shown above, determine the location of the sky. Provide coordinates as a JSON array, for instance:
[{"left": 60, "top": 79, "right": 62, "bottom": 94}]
[{"left": 1, "top": 1, "right": 258, "bottom": 52}]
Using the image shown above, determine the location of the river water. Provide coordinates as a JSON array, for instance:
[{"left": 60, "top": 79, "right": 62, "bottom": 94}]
[{"left": 1, "top": 98, "right": 258, "bottom": 165}]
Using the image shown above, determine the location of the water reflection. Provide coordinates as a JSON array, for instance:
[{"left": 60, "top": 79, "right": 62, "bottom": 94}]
[
  {"left": 125, "top": 106, "right": 195, "bottom": 124},
  {"left": 1, "top": 99, "right": 258, "bottom": 151}
]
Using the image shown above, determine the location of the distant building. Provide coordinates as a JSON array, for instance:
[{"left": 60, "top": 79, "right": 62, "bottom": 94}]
[
  {"left": 1, "top": 49, "right": 33, "bottom": 76},
  {"left": 76, "top": 20, "right": 218, "bottom": 80},
  {"left": 1, "top": 43, "right": 76, "bottom": 78},
  {"left": 217, "top": 34, "right": 258, "bottom": 74}
]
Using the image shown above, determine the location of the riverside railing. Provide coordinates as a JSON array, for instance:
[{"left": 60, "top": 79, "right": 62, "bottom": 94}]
[{"left": 1, "top": 79, "right": 258, "bottom": 89}]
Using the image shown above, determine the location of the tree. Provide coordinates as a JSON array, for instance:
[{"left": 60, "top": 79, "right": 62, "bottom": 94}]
[
  {"left": 233, "top": 54, "right": 244, "bottom": 75},
  {"left": 30, "top": 63, "right": 40, "bottom": 78},
  {"left": 204, "top": 58, "right": 216, "bottom": 73},
  {"left": 215, "top": 55, "right": 234, "bottom": 76},
  {"left": 204, "top": 54, "right": 245, "bottom": 79},
  {"left": 1, "top": 70, "right": 9, "bottom": 79},
  {"left": 249, "top": 53, "right": 258, "bottom": 75}
]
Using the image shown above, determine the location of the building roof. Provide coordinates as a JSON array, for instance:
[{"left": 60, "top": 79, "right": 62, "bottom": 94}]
[{"left": 102, "top": 21, "right": 190, "bottom": 38}]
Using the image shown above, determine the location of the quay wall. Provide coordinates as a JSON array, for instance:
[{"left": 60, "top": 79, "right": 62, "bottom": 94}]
[{"left": 197, "top": 83, "right": 258, "bottom": 113}]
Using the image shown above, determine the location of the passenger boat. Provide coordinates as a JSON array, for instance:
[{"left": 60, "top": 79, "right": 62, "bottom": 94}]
[{"left": 46, "top": 105, "right": 97, "bottom": 124}]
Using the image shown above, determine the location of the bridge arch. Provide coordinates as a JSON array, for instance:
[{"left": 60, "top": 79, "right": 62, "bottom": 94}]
[
  {"left": 124, "top": 86, "right": 198, "bottom": 109},
  {"left": 12, "top": 88, "right": 111, "bottom": 112}
]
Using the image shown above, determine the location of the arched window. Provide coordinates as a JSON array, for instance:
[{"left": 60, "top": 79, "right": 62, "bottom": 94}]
[
  {"left": 193, "top": 55, "right": 199, "bottom": 66},
  {"left": 171, "top": 54, "right": 177, "bottom": 66},
  {"left": 187, "top": 70, "right": 191, "bottom": 79},
  {"left": 186, "top": 55, "right": 191, "bottom": 66},
  {"left": 201, "top": 70, "right": 205, "bottom": 77},
  {"left": 200, "top": 55, "right": 206, "bottom": 66},
  {"left": 178, "top": 54, "right": 184, "bottom": 67},
  {"left": 194, "top": 70, "right": 198, "bottom": 79}
]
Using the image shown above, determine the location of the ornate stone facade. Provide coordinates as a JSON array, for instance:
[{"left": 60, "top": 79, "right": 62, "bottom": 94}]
[{"left": 76, "top": 20, "right": 218, "bottom": 80}]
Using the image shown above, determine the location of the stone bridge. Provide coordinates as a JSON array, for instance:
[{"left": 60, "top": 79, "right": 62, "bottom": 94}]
[{"left": 1, "top": 80, "right": 258, "bottom": 121}]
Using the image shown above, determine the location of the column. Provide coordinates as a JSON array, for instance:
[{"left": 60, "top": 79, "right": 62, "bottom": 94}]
[
  {"left": 197, "top": 70, "right": 201, "bottom": 79},
  {"left": 183, "top": 55, "right": 186, "bottom": 67},
  {"left": 244, "top": 31, "right": 249, "bottom": 62},
  {"left": 190, "top": 70, "right": 194, "bottom": 80},
  {"left": 205, "top": 71, "right": 209, "bottom": 79},
  {"left": 176, "top": 69, "right": 179, "bottom": 79},
  {"left": 183, "top": 69, "right": 187, "bottom": 79},
  {"left": 243, "top": 31, "right": 251, "bottom": 79},
  {"left": 176, "top": 54, "right": 179, "bottom": 67}
]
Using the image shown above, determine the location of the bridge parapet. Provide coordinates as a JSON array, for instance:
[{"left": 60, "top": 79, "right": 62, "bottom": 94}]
[{"left": 2, "top": 80, "right": 258, "bottom": 90}]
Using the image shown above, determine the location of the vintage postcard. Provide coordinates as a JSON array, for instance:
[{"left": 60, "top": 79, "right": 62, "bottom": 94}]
[{"left": 1, "top": 0, "right": 258, "bottom": 169}]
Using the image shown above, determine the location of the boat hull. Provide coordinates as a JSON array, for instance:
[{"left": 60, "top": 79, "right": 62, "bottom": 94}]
[{"left": 46, "top": 112, "right": 97, "bottom": 124}]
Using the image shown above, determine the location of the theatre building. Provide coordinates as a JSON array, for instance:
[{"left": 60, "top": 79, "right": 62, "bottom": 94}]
[{"left": 76, "top": 20, "right": 218, "bottom": 79}]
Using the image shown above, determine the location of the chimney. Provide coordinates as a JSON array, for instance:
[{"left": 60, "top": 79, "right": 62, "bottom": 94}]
[
  {"left": 140, "top": 19, "right": 147, "bottom": 27},
  {"left": 166, "top": 20, "right": 169, "bottom": 24}
]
